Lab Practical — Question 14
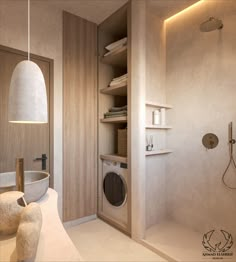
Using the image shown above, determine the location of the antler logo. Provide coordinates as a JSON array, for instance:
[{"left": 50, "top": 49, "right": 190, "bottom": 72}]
[{"left": 202, "top": 230, "right": 233, "bottom": 252}]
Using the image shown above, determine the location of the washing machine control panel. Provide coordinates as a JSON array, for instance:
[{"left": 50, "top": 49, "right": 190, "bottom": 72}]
[{"left": 120, "top": 163, "right": 127, "bottom": 169}]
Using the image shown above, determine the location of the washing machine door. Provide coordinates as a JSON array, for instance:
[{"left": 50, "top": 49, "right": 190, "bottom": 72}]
[{"left": 103, "top": 172, "right": 127, "bottom": 207}]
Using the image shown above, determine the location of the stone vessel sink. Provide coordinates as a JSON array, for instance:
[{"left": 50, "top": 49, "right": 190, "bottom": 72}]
[{"left": 0, "top": 171, "right": 50, "bottom": 203}]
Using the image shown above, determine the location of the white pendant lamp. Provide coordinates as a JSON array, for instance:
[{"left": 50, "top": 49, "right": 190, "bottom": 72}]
[{"left": 8, "top": 0, "right": 48, "bottom": 124}]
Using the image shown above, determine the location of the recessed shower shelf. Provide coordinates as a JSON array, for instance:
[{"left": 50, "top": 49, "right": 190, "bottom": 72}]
[
  {"left": 100, "top": 154, "right": 127, "bottom": 164},
  {"left": 146, "top": 125, "right": 172, "bottom": 129},
  {"left": 146, "top": 149, "right": 173, "bottom": 156},
  {"left": 145, "top": 101, "right": 173, "bottom": 109}
]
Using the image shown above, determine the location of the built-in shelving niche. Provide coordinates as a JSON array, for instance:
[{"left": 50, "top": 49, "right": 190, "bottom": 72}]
[
  {"left": 98, "top": 3, "right": 129, "bottom": 235},
  {"left": 145, "top": 101, "right": 173, "bottom": 155}
]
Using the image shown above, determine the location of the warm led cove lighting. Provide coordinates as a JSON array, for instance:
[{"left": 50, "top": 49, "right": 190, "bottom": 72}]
[{"left": 165, "top": 0, "right": 204, "bottom": 22}]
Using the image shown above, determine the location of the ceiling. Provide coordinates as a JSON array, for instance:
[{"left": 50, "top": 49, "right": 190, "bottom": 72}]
[
  {"left": 44, "top": 0, "right": 199, "bottom": 24},
  {"left": 149, "top": 0, "right": 199, "bottom": 19},
  {"left": 46, "top": 0, "right": 128, "bottom": 24}
]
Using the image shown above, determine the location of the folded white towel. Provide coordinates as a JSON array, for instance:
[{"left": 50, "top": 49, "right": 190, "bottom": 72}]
[
  {"left": 109, "top": 79, "right": 127, "bottom": 87},
  {"left": 105, "top": 37, "right": 127, "bottom": 51},
  {"left": 112, "top": 73, "right": 128, "bottom": 81},
  {"left": 104, "top": 43, "right": 126, "bottom": 57},
  {"left": 109, "top": 73, "right": 127, "bottom": 87},
  {"left": 16, "top": 203, "right": 42, "bottom": 262}
]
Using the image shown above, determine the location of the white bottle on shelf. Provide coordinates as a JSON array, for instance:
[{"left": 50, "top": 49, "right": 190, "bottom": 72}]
[
  {"left": 153, "top": 110, "right": 161, "bottom": 125},
  {"left": 161, "top": 108, "right": 166, "bottom": 126}
]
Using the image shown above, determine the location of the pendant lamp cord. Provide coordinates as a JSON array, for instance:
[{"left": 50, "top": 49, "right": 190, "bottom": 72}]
[{"left": 28, "top": 0, "right": 30, "bottom": 61}]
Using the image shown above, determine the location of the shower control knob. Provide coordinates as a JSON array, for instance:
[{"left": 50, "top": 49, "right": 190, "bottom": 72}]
[{"left": 202, "top": 133, "right": 219, "bottom": 149}]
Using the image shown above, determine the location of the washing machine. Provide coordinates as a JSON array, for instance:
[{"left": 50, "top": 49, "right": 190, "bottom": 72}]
[{"left": 102, "top": 160, "right": 128, "bottom": 229}]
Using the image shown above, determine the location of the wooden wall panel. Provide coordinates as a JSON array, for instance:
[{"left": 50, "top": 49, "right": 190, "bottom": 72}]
[{"left": 63, "top": 12, "right": 97, "bottom": 221}]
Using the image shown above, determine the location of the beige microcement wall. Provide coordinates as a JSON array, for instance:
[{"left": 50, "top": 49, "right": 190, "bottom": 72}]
[
  {"left": 166, "top": 0, "right": 236, "bottom": 236},
  {"left": 145, "top": 2, "right": 167, "bottom": 228},
  {"left": 0, "top": 0, "right": 63, "bottom": 216}
]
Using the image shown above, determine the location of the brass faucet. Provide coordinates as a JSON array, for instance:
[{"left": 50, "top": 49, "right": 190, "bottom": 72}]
[{"left": 16, "top": 158, "right": 24, "bottom": 192}]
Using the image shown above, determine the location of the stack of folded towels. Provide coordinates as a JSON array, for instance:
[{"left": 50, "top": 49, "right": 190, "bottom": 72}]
[
  {"left": 104, "top": 37, "right": 127, "bottom": 57},
  {"left": 109, "top": 73, "right": 127, "bottom": 87},
  {"left": 104, "top": 105, "right": 127, "bottom": 119}
]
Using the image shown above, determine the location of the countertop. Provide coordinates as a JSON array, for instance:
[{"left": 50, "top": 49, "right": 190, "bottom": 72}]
[{"left": 0, "top": 188, "right": 82, "bottom": 261}]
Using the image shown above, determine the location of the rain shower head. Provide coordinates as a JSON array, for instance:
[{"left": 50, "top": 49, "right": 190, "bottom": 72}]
[{"left": 200, "top": 17, "right": 223, "bottom": 32}]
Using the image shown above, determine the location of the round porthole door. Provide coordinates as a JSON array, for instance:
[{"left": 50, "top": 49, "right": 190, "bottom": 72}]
[{"left": 103, "top": 172, "right": 127, "bottom": 207}]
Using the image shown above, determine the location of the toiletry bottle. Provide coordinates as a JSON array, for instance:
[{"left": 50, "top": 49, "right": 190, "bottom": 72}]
[
  {"left": 161, "top": 108, "right": 166, "bottom": 126},
  {"left": 153, "top": 110, "right": 161, "bottom": 125}
]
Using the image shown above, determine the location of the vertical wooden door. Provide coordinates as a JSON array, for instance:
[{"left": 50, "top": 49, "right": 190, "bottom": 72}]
[
  {"left": 63, "top": 12, "right": 97, "bottom": 221},
  {"left": 0, "top": 46, "right": 53, "bottom": 185}
]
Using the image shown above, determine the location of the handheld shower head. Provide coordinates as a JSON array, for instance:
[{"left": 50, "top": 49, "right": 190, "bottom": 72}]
[{"left": 200, "top": 17, "right": 223, "bottom": 32}]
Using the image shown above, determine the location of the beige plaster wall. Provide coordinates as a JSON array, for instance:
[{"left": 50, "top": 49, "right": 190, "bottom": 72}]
[
  {"left": 166, "top": 0, "right": 236, "bottom": 235},
  {"left": 0, "top": 0, "right": 63, "bottom": 216}
]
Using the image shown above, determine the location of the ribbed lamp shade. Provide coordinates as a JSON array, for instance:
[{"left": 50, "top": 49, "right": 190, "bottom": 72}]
[{"left": 8, "top": 60, "right": 48, "bottom": 123}]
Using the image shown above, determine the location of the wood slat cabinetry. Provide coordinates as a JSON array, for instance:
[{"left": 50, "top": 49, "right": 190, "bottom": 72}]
[{"left": 63, "top": 12, "right": 97, "bottom": 222}]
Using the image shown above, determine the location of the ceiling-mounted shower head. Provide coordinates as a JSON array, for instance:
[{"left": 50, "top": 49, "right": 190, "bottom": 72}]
[{"left": 200, "top": 17, "right": 223, "bottom": 32}]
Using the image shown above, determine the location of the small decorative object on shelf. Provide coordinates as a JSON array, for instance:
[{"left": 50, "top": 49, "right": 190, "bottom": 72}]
[
  {"left": 146, "top": 101, "right": 172, "bottom": 129},
  {"left": 146, "top": 135, "right": 153, "bottom": 151}
]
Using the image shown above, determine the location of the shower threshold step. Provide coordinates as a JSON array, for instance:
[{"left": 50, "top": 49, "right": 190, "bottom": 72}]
[{"left": 142, "top": 220, "right": 236, "bottom": 262}]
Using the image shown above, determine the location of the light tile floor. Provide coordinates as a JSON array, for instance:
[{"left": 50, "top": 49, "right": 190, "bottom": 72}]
[
  {"left": 145, "top": 220, "right": 236, "bottom": 262},
  {"left": 66, "top": 219, "right": 166, "bottom": 262}
]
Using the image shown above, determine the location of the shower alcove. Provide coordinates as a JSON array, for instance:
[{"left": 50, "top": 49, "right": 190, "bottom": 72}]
[{"left": 130, "top": 0, "right": 236, "bottom": 262}]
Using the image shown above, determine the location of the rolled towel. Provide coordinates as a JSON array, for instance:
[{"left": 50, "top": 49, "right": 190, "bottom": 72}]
[
  {"left": 0, "top": 191, "right": 24, "bottom": 235},
  {"left": 105, "top": 37, "right": 127, "bottom": 51},
  {"left": 16, "top": 203, "right": 42, "bottom": 262}
]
